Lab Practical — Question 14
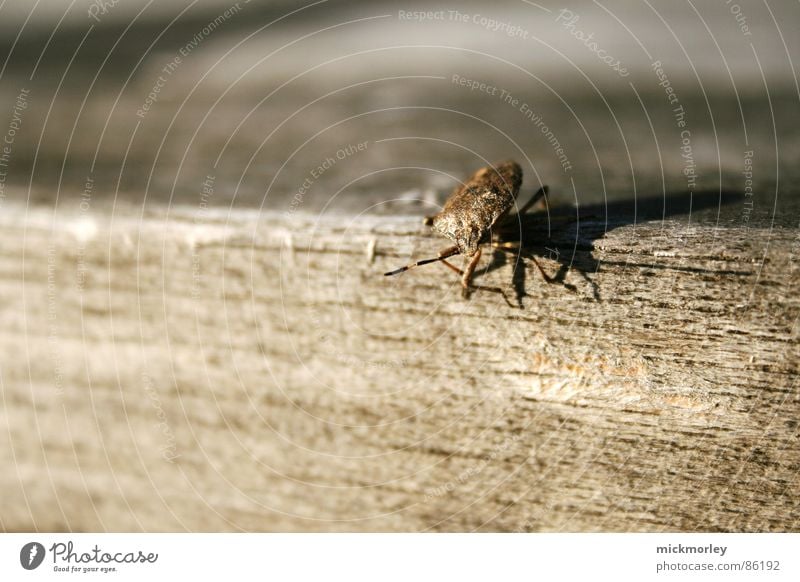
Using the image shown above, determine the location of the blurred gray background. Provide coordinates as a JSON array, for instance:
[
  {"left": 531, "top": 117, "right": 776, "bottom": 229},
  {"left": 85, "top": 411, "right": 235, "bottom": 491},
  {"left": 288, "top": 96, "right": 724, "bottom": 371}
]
[{"left": 0, "top": 0, "right": 798, "bottom": 220}]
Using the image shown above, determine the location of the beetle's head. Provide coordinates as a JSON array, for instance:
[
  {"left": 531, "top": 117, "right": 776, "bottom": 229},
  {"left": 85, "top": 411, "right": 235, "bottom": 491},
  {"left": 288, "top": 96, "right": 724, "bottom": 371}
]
[{"left": 457, "top": 229, "right": 483, "bottom": 256}]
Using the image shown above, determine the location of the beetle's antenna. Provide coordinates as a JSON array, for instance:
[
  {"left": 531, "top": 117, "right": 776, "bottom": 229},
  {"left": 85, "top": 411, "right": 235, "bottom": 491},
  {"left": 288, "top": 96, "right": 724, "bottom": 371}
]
[{"left": 384, "top": 247, "right": 460, "bottom": 277}]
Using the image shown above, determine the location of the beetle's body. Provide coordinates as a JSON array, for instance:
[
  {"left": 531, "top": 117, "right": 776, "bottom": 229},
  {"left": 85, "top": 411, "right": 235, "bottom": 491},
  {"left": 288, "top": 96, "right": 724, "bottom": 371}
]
[
  {"left": 385, "top": 160, "right": 548, "bottom": 304},
  {"left": 428, "top": 161, "right": 523, "bottom": 255}
]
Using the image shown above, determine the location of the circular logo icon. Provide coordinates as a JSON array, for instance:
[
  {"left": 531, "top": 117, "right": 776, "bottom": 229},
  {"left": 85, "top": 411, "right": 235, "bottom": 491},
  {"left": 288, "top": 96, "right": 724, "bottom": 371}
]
[{"left": 20, "top": 542, "right": 45, "bottom": 570}]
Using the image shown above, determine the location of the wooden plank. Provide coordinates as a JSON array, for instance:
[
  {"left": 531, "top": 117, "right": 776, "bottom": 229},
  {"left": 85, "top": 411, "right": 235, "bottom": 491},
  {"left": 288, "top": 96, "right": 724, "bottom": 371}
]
[{"left": 0, "top": 200, "right": 797, "bottom": 532}]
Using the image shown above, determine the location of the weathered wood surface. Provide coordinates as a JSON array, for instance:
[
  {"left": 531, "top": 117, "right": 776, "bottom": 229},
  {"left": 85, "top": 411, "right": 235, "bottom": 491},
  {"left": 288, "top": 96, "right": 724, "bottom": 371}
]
[{"left": 0, "top": 201, "right": 797, "bottom": 532}]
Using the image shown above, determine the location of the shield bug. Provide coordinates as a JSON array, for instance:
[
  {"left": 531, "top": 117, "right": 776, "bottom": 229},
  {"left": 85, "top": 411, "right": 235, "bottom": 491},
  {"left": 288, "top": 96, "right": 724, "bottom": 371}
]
[{"left": 384, "top": 160, "right": 549, "bottom": 304}]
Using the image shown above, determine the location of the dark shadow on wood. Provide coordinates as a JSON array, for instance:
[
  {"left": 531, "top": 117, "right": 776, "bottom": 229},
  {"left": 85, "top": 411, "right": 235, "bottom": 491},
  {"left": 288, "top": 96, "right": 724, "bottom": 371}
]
[{"left": 477, "top": 189, "right": 745, "bottom": 308}]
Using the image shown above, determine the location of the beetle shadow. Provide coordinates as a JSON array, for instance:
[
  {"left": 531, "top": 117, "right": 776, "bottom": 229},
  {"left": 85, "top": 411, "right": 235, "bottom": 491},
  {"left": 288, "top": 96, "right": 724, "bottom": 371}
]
[{"left": 479, "top": 189, "right": 744, "bottom": 308}]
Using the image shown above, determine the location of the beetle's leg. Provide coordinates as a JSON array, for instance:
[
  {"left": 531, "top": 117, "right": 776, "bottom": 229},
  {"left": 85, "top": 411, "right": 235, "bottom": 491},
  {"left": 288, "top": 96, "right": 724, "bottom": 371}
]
[
  {"left": 439, "top": 259, "right": 463, "bottom": 276},
  {"left": 461, "top": 249, "right": 482, "bottom": 295},
  {"left": 493, "top": 243, "right": 580, "bottom": 293},
  {"left": 516, "top": 185, "right": 548, "bottom": 216},
  {"left": 437, "top": 244, "right": 460, "bottom": 259},
  {"left": 436, "top": 255, "right": 512, "bottom": 306},
  {"left": 388, "top": 243, "right": 513, "bottom": 303},
  {"left": 454, "top": 249, "right": 510, "bottom": 306},
  {"left": 498, "top": 186, "right": 548, "bottom": 230},
  {"left": 429, "top": 246, "right": 468, "bottom": 276}
]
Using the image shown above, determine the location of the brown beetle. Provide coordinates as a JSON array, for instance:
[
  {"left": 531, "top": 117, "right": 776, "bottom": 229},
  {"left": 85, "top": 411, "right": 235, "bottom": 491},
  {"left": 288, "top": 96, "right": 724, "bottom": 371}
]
[{"left": 384, "top": 160, "right": 549, "bottom": 303}]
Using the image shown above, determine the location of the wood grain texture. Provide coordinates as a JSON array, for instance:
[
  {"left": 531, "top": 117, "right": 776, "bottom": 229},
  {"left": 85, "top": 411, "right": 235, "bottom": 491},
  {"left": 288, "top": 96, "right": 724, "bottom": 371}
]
[{"left": 0, "top": 202, "right": 797, "bottom": 532}]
